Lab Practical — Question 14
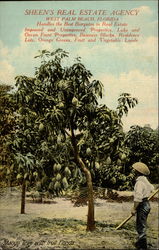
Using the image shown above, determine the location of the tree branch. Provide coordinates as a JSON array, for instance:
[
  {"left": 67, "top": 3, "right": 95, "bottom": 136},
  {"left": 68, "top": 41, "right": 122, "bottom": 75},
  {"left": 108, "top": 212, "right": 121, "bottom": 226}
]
[{"left": 64, "top": 129, "right": 71, "bottom": 137}]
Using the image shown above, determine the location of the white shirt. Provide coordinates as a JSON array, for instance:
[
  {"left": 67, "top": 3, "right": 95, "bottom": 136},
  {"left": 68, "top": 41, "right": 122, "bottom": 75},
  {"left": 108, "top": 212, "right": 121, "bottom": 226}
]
[{"left": 134, "top": 176, "right": 154, "bottom": 202}]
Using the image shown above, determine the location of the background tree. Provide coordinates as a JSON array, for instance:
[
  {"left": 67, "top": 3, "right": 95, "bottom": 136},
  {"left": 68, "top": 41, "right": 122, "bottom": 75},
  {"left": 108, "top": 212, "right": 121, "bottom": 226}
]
[
  {"left": 0, "top": 84, "right": 16, "bottom": 188},
  {"left": 125, "top": 125, "right": 159, "bottom": 184},
  {"left": 90, "top": 94, "right": 138, "bottom": 191},
  {"left": 7, "top": 80, "right": 37, "bottom": 213}
]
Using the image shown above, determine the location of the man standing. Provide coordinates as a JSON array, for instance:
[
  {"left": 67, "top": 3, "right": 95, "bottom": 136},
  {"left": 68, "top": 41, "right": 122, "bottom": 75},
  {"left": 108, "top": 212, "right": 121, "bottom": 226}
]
[{"left": 131, "top": 162, "right": 154, "bottom": 250}]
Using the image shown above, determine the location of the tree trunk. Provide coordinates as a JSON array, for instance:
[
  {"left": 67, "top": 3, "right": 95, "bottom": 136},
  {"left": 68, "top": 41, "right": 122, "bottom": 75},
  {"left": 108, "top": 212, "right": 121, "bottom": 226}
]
[
  {"left": 7, "top": 164, "right": 12, "bottom": 195},
  {"left": 70, "top": 126, "right": 95, "bottom": 231},
  {"left": 21, "top": 179, "right": 26, "bottom": 214},
  {"left": 102, "top": 188, "right": 106, "bottom": 199},
  {"left": 78, "top": 158, "right": 95, "bottom": 231},
  {"left": 84, "top": 163, "right": 95, "bottom": 231},
  {"left": 7, "top": 174, "right": 12, "bottom": 196}
]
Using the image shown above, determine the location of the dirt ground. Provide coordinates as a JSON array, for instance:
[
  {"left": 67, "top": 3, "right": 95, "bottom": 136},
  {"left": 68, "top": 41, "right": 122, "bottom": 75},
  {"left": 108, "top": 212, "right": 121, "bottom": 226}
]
[{"left": 0, "top": 187, "right": 158, "bottom": 250}]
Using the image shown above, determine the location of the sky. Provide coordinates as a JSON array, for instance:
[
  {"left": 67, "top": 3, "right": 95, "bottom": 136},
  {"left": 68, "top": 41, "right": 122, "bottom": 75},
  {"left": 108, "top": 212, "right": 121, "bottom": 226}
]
[{"left": 0, "top": 0, "right": 158, "bottom": 131}]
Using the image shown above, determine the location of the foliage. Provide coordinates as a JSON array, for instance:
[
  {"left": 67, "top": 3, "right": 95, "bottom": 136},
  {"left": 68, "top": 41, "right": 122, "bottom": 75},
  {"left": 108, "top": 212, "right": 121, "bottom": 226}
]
[
  {"left": 125, "top": 125, "right": 159, "bottom": 184},
  {"left": 10, "top": 49, "right": 103, "bottom": 194},
  {"left": 0, "top": 84, "right": 16, "bottom": 187},
  {"left": 117, "top": 93, "right": 138, "bottom": 118},
  {"left": 8, "top": 49, "right": 139, "bottom": 193},
  {"left": 6, "top": 49, "right": 138, "bottom": 229}
]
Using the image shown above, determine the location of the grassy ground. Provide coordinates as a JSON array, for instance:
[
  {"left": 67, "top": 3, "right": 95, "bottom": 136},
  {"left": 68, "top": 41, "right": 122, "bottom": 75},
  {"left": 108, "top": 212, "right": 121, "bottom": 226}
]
[{"left": 0, "top": 187, "right": 158, "bottom": 250}]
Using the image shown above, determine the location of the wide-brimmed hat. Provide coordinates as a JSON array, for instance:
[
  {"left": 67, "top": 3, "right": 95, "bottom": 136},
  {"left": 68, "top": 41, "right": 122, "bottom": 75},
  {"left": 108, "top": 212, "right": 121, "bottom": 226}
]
[{"left": 132, "top": 162, "right": 150, "bottom": 175}]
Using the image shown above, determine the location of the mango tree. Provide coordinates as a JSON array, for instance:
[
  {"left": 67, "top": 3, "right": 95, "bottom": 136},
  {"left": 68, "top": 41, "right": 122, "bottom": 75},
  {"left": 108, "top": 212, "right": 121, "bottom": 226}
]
[
  {"left": 14, "top": 49, "right": 103, "bottom": 230},
  {"left": 8, "top": 84, "right": 38, "bottom": 213},
  {"left": 12, "top": 49, "right": 138, "bottom": 230},
  {"left": 0, "top": 84, "right": 16, "bottom": 188},
  {"left": 125, "top": 125, "right": 159, "bottom": 184}
]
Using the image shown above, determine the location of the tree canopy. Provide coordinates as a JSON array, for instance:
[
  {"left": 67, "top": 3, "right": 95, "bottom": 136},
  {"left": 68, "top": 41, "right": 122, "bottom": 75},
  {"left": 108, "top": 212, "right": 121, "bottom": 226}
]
[
  {"left": 125, "top": 125, "right": 159, "bottom": 183},
  {"left": 3, "top": 49, "right": 139, "bottom": 230}
]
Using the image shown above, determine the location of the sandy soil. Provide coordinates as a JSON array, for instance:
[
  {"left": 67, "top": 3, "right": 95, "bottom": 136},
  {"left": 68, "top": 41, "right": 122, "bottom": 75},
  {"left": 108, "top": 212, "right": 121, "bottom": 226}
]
[{"left": 0, "top": 187, "right": 158, "bottom": 250}]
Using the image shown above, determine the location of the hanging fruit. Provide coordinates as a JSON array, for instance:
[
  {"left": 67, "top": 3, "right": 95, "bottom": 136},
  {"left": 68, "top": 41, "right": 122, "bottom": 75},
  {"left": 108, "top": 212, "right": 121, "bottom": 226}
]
[
  {"left": 106, "top": 156, "right": 111, "bottom": 165},
  {"left": 54, "top": 181, "right": 61, "bottom": 190},
  {"left": 72, "top": 97, "right": 78, "bottom": 105},
  {"left": 49, "top": 182, "right": 54, "bottom": 190},
  {"left": 95, "top": 162, "right": 100, "bottom": 169},
  {"left": 64, "top": 167, "right": 71, "bottom": 177},
  {"left": 53, "top": 163, "right": 61, "bottom": 172},
  {"left": 62, "top": 177, "right": 69, "bottom": 189},
  {"left": 110, "top": 177, "right": 116, "bottom": 184},
  {"left": 39, "top": 123, "right": 44, "bottom": 131},
  {"left": 56, "top": 173, "right": 62, "bottom": 181},
  {"left": 119, "top": 153, "right": 126, "bottom": 161},
  {"left": 86, "top": 148, "right": 92, "bottom": 156}
]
